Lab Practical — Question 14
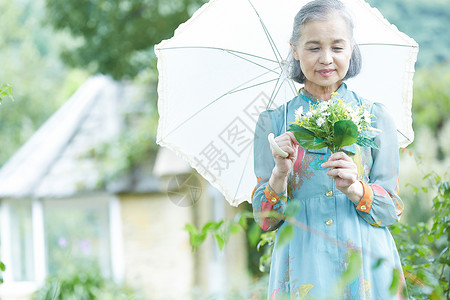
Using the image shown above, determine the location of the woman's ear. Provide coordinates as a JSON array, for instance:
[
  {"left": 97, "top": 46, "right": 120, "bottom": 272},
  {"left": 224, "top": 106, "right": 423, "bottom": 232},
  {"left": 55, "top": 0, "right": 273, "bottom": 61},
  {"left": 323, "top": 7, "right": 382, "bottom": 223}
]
[{"left": 290, "top": 42, "right": 300, "bottom": 61}]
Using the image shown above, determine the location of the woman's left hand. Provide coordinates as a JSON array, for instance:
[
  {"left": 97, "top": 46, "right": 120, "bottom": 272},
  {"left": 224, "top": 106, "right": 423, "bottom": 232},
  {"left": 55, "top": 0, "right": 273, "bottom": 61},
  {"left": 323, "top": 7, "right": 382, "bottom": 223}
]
[{"left": 321, "top": 151, "right": 363, "bottom": 203}]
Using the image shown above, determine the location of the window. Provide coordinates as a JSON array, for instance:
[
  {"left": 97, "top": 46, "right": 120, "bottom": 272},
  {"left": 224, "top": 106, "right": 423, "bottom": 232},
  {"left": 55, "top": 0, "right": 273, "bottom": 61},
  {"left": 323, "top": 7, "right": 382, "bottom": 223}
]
[
  {"left": 8, "top": 199, "right": 35, "bottom": 282},
  {"left": 42, "top": 196, "right": 112, "bottom": 278}
]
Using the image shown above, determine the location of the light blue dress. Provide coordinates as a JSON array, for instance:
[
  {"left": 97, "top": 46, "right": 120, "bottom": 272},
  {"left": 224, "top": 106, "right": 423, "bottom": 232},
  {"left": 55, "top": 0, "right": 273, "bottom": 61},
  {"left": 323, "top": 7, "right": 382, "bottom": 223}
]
[{"left": 252, "top": 83, "right": 405, "bottom": 299}]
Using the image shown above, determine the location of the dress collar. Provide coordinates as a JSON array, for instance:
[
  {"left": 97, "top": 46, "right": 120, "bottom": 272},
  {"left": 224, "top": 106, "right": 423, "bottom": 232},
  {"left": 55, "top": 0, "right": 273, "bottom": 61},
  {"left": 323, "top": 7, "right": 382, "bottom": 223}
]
[{"left": 299, "top": 83, "right": 348, "bottom": 104}]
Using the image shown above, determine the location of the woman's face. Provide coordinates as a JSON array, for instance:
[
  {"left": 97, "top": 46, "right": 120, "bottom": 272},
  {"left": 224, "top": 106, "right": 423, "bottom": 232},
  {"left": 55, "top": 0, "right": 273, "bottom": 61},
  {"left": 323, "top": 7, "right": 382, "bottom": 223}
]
[{"left": 291, "top": 13, "right": 353, "bottom": 94}]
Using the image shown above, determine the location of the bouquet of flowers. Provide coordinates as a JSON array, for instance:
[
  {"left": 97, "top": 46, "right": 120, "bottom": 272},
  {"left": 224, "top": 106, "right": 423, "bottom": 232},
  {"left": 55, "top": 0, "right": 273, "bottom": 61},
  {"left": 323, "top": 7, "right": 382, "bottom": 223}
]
[{"left": 288, "top": 93, "right": 381, "bottom": 153}]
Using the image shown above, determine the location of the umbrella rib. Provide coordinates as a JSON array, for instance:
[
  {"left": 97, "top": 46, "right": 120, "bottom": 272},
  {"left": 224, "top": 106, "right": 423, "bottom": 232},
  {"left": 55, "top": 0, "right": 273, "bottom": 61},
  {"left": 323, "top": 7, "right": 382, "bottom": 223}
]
[
  {"left": 157, "top": 46, "right": 278, "bottom": 63},
  {"left": 226, "top": 51, "right": 280, "bottom": 75},
  {"left": 266, "top": 67, "right": 296, "bottom": 110},
  {"left": 396, "top": 129, "right": 412, "bottom": 144},
  {"left": 287, "top": 78, "right": 299, "bottom": 97},
  {"left": 358, "top": 43, "right": 418, "bottom": 48},
  {"left": 267, "top": 76, "right": 289, "bottom": 110},
  {"left": 227, "top": 78, "right": 279, "bottom": 95},
  {"left": 233, "top": 142, "right": 254, "bottom": 201},
  {"left": 162, "top": 77, "right": 279, "bottom": 140},
  {"left": 246, "top": 0, "right": 283, "bottom": 64},
  {"left": 266, "top": 74, "right": 282, "bottom": 110}
]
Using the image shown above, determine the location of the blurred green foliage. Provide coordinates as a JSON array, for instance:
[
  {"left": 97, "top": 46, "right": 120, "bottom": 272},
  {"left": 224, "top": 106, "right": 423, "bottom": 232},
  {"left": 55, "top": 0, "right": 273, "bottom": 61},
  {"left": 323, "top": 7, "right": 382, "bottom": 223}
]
[
  {"left": 0, "top": 0, "right": 89, "bottom": 166},
  {"left": 45, "top": 0, "right": 207, "bottom": 80},
  {"left": 411, "top": 65, "right": 450, "bottom": 147},
  {"left": 391, "top": 169, "right": 449, "bottom": 299},
  {"left": 80, "top": 71, "right": 160, "bottom": 187},
  {"left": 0, "top": 260, "right": 5, "bottom": 284},
  {"left": 42, "top": 0, "right": 449, "bottom": 80},
  {"left": 0, "top": 84, "right": 14, "bottom": 103},
  {"left": 185, "top": 206, "right": 411, "bottom": 298},
  {"left": 32, "top": 262, "right": 144, "bottom": 300},
  {"left": 367, "top": 0, "right": 450, "bottom": 67}
]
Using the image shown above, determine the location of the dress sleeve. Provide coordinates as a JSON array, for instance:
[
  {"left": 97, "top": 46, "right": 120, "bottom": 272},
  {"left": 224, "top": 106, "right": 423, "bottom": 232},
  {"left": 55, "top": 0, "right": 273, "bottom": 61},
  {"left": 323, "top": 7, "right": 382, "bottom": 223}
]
[
  {"left": 251, "top": 110, "right": 288, "bottom": 231},
  {"left": 354, "top": 102, "right": 404, "bottom": 227}
]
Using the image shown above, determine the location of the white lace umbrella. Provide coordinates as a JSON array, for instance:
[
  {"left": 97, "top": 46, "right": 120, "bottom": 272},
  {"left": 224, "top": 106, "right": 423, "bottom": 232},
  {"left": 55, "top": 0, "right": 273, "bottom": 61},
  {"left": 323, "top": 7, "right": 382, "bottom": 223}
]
[{"left": 155, "top": 0, "right": 418, "bottom": 206}]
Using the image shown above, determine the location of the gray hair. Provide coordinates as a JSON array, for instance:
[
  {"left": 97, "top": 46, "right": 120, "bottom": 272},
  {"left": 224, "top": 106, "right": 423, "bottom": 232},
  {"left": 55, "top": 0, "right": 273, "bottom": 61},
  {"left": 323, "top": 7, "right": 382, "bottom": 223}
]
[{"left": 289, "top": 0, "right": 362, "bottom": 84}]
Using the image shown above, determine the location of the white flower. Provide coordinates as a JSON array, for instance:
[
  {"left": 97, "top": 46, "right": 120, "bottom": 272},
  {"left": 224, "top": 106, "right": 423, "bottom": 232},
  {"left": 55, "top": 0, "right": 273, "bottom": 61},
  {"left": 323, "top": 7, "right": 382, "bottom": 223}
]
[
  {"left": 319, "top": 101, "right": 329, "bottom": 112},
  {"left": 363, "top": 110, "right": 371, "bottom": 120},
  {"left": 306, "top": 111, "right": 313, "bottom": 118},
  {"left": 295, "top": 106, "right": 304, "bottom": 120},
  {"left": 349, "top": 109, "right": 360, "bottom": 123},
  {"left": 317, "top": 117, "right": 325, "bottom": 127}
]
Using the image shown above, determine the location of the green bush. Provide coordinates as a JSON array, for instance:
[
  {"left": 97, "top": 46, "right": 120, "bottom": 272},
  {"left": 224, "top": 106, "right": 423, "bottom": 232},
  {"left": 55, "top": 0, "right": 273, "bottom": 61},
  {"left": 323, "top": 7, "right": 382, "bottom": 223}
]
[
  {"left": 32, "top": 262, "right": 144, "bottom": 300},
  {"left": 391, "top": 170, "right": 449, "bottom": 299}
]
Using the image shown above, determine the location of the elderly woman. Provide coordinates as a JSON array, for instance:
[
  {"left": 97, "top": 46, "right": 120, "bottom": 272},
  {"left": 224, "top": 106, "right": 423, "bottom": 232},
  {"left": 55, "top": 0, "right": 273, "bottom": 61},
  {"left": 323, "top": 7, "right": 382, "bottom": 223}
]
[{"left": 252, "top": 0, "right": 405, "bottom": 299}]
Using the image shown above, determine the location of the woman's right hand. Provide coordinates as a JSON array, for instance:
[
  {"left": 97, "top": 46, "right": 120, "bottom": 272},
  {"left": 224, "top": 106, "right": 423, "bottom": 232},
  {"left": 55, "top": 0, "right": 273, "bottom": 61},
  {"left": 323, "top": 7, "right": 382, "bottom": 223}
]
[{"left": 269, "top": 132, "right": 299, "bottom": 192}]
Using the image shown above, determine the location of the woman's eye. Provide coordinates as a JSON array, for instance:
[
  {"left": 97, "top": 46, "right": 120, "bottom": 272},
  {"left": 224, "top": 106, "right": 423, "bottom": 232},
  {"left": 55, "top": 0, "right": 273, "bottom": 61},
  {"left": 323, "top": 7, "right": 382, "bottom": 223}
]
[
  {"left": 333, "top": 47, "right": 344, "bottom": 51},
  {"left": 309, "top": 48, "right": 320, "bottom": 51}
]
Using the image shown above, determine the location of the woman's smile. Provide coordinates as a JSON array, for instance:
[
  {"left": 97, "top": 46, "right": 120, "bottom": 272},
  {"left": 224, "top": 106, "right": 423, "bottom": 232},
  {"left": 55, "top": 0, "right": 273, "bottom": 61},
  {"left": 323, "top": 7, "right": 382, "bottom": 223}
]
[{"left": 317, "top": 68, "right": 336, "bottom": 78}]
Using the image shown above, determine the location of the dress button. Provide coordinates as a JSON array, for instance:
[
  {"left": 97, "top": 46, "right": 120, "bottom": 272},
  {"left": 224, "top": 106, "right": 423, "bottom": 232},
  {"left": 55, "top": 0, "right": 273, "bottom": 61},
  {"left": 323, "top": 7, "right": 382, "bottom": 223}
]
[
  {"left": 360, "top": 205, "right": 367, "bottom": 210},
  {"left": 326, "top": 190, "right": 333, "bottom": 197},
  {"left": 325, "top": 219, "right": 333, "bottom": 226},
  {"left": 270, "top": 197, "right": 278, "bottom": 204}
]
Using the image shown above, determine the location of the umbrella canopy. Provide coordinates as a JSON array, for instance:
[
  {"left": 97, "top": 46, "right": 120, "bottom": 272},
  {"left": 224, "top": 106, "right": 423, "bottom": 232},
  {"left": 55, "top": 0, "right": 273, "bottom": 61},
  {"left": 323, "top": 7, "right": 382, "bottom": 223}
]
[{"left": 155, "top": 0, "right": 418, "bottom": 206}]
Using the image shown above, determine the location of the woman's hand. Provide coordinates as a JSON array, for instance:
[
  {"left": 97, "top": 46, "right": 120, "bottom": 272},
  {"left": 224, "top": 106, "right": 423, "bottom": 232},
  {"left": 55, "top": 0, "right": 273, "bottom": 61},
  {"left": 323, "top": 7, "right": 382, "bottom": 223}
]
[
  {"left": 321, "top": 151, "right": 363, "bottom": 203},
  {"left": 268, "top": 132, "right": 299, "bottom": 193}
]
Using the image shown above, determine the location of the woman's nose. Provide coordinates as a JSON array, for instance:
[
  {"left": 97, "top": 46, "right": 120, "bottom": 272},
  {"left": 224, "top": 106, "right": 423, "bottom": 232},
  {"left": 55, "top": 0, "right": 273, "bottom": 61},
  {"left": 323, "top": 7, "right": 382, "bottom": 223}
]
[{"left": 319, "top": 50, "right": 333, "bottom": 64}]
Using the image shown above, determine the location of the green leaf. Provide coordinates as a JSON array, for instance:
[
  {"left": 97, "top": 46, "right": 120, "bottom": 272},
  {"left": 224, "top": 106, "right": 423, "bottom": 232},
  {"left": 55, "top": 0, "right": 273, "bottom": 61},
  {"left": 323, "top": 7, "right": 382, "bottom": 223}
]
[
  {"left": 306, "top": 141, "right": 328, "bottom": 150},
  {"left": 314, "top": 137, "right": 326, "bottom": 144},
  {"left": 293, "top": 132, "right": 327, "bottom": 150},
  {"left": 391, "top": 225, "right": 402, "bottom": 235},
  {"left": 276, "top": 224, "right": 294, "bottom": 248},
  {"left": 289, "top": 124, "right": 328, "bottom": 150},
  {"left": 215, "top": 234, "right": 225, "bottom": 250},
  {"left": 288, "top": 124, "right": 314, "bottom": 135},
  {"left": 372, "top": 258, "right": 385, "bottom": 270},
  {"left": 229, "top": 223, "right": 242, "bottom": 235},
  {"left": 340, "top": 251, "right": 362, "bottom": 285},
  {"left": 0, "top": 84, "right": 14, "bottom": 102},
  {"left": 191, "top": 233, "right": 207, "bottom": 250},
  {"left": 389, "top": 268, "right": 401, "bottom": 296},
  {"left": 0, "top": 261, "right": 5, "bottom": 272},
  {"left": 417, "top": 248, "right": 425, "bottom": 257},
  {"left": 430, "top": 290, "right": 443, "bottom": 300},
  {"left": 406, "top": 183, "right": 419, "bottom": 195},
  {"left": 334, "top": 120, "right": 358, "bottom": 149},
  {"left": 285, "top": 201, "right": 301, "bottom": 218},
  {"left": 238, "top": 214, "right": 248, "bottom": 229},
  {"left": 184, "top": 223, "right": 207, "bottom": 249},
  {"left": 248, "top": 222, "right": 262, "bottom": 248},
  {"left": 356, "top": 136, "right": 379, "bottom": 150},
  {"left": 184, "top": 223, "right": 199, "bottom": 236},
  {"left": 201, "top": 221, "right": 223, "bottom": 234}
]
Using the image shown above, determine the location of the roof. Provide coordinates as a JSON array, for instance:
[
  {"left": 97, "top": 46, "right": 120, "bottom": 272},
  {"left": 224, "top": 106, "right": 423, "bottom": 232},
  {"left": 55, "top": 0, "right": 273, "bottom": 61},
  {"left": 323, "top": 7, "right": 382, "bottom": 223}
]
[{"left": 0, "top": 75, "right": 171, "bottom": 199}]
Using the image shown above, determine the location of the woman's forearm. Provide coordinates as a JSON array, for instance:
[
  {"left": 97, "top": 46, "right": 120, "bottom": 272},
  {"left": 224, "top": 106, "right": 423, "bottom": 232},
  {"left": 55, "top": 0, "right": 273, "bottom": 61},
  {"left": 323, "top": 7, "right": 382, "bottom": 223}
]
[{"left": 268, "top": 166, "right": 289, "bottom": 194}]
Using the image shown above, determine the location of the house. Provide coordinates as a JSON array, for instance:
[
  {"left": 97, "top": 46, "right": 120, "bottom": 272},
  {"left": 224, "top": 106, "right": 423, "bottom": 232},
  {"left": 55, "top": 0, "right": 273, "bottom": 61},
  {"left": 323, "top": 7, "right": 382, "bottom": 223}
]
[{"left": 0, "top": 75, "right": 248, "bottom": 300}]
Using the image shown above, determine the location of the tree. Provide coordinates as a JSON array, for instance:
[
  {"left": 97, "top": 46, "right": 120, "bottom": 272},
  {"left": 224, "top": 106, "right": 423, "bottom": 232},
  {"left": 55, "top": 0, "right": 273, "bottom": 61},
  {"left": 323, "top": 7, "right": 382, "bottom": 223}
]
[
  {"left": 45, "top": 0, "right": 207, "bottom": 80},
  {"left": 367, "top": 0, "right": 450, "bottom": 67},
  {"left": 0, "top": 0, "right": 87, "bottom": 165},
  {"left": 44, "top": 0, "right": 449, "bottom": 80},
  {"left": 411, "top": 65, "right": 450, "bottom": 140}
]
